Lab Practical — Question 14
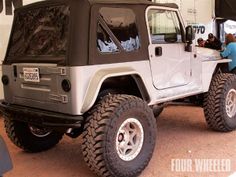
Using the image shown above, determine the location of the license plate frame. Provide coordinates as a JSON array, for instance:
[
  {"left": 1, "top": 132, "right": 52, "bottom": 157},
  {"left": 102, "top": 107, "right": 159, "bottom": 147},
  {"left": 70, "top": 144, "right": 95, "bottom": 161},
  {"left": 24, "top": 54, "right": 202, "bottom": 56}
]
[{"left": 23, "top": 68, "right": 40, "bottom": 82}]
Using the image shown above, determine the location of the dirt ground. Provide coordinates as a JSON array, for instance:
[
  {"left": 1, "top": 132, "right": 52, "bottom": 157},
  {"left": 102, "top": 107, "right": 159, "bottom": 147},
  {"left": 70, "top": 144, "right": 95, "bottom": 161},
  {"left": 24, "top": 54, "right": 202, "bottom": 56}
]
[{"left": 1, "top": 105, "right": 236, "bottom": 177}]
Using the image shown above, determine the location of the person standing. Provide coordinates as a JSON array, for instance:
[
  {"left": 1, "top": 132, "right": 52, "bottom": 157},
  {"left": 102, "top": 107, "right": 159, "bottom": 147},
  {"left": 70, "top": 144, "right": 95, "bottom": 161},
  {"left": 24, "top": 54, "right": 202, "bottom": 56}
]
[
  {"left": 221, "top": 33, "right": 236, "bottom": 72},
  {"left": 197, "top": 38, "right": 206, "bottom": 47},
  {"left": 205, "top": 33, "right": 222, "bottom": 50}
]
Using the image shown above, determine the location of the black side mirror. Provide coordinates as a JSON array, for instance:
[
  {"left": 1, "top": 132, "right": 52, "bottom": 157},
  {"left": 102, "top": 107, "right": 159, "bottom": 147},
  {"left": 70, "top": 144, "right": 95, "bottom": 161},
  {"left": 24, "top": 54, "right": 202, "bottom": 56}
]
[{"left": 186, "top": 25, "right": 195, "bottom": 43}]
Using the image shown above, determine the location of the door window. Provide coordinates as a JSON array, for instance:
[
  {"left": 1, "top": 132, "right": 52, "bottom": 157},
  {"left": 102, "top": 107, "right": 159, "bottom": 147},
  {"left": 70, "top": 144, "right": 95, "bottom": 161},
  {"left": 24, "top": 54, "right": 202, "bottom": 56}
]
[{"left": 147, "top": 9, "right": 182, "bottom": 44}]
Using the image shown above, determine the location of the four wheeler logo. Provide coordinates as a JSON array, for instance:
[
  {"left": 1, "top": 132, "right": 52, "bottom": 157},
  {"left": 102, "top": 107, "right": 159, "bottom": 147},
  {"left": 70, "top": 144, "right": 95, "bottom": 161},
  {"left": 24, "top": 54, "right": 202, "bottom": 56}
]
[{"left": 0, "top": 0, "right": 23, "bottom": 15}]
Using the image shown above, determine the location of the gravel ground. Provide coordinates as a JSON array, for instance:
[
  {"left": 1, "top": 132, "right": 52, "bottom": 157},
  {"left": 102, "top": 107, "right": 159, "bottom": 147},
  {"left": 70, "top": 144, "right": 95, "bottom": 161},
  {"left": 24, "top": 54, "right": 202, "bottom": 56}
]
[{"left": 1, "top": 105, "right": 236, "bottom": 177}]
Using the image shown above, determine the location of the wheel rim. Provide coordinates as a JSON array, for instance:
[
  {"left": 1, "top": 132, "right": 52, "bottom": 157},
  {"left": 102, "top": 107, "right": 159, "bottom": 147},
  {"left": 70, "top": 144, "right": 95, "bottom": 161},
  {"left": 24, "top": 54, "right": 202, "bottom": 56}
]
[
  {"left": 225, "top": 89, "right": 236, "bottom": 118},
  {"left": 116, "top": 118, "right": 144, "bottom": 161},
  {"left": 29, "top": 125, "right": 51, "bottom": 138}
]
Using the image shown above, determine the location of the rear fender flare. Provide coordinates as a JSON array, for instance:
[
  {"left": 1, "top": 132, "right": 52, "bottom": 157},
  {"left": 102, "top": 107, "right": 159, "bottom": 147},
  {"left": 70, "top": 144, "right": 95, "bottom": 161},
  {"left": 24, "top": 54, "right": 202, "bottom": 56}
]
[{"left": 81, "top": 67, "right": 148, "bottom": 113}]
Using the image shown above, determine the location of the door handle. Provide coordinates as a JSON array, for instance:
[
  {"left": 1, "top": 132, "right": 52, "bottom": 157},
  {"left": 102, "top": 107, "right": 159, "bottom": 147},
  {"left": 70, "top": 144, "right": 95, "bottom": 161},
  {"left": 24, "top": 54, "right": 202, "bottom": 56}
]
[{"left": 155, "top": 47, "right": 162, "bottom": 56}]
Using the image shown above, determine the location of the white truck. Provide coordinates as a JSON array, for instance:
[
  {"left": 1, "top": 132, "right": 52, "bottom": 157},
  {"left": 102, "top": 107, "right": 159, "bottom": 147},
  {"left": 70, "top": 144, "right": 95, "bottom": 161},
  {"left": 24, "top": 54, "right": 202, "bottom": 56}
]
[{"left": 1, "top": 0, "right": 236, "bottom": 177}]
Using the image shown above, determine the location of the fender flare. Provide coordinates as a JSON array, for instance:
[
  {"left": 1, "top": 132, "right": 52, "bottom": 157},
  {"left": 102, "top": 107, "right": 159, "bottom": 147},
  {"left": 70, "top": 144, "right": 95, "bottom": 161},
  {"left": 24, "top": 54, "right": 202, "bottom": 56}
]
[
  {"left": 202, "top": 59, "right": 231, "bottom": 92},
  {"left": 81, "top": 67, "right": 149, "bottom": 113}
]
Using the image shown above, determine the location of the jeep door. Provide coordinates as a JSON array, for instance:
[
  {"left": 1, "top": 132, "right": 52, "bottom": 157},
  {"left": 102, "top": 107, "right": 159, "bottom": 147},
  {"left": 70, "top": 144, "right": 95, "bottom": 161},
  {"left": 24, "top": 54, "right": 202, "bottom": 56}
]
[{"left": 146, "top": 7, "right": 191, "bottom": 90}]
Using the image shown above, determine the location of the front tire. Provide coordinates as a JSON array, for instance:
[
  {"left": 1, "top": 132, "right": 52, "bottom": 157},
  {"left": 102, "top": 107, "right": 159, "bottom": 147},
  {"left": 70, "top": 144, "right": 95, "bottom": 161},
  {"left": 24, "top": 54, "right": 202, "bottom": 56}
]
[
  {"left": 82, "top": 94, "right": 157, "bottom": 177},
  {"left": 203, "top": 73, "right": 236, "bottom": 132},
  {"left": 4, "top": 118, "right": 63, "bottom": 152}
]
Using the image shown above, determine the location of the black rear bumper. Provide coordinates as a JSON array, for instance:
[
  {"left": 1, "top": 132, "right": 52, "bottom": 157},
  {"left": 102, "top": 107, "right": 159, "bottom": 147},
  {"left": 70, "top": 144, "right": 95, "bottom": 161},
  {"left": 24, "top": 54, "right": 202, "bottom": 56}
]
[{"left": 0, "top": 101, "right": 84, "bottom": 128}]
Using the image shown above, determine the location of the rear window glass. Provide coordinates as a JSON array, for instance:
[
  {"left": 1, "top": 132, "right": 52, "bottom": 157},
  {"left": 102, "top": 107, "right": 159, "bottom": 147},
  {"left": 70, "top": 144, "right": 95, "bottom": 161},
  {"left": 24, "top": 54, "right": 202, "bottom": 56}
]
[{"left": 8, "top": 5, "right": 70, "bottom": 57}]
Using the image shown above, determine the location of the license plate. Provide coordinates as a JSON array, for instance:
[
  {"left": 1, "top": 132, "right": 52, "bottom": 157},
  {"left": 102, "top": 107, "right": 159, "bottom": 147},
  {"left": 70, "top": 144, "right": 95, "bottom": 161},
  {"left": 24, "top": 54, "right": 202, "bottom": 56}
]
[{"left": 23, "top": 68, "right": 40, "bottom": 82}]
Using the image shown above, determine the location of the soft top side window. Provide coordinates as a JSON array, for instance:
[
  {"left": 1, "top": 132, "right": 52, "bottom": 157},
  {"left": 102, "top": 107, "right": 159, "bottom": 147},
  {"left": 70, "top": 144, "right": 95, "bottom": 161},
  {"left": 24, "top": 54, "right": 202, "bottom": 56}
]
[
  {"left": 97, "top": 24, "right": 119, "bottom": 53},
  {"left": 97, "top": 7, "right": 140, "bottom": 53},
  {"left": 147, "top": 9, "right": 182, "bottom": 44}
]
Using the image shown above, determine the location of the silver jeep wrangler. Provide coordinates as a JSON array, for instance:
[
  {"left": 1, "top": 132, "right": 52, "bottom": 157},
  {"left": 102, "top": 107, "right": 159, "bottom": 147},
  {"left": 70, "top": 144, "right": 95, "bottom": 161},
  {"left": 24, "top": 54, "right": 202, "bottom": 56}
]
[{"left": 1, "top": 0, "right": 236, "bottom": 177}]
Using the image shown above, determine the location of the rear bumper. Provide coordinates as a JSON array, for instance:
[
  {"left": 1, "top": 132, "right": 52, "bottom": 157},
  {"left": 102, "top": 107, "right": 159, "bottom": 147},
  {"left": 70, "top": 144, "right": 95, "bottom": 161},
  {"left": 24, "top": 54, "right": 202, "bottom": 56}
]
[{"left": 0, "top": 101, "right": 84, "bottom": 128}]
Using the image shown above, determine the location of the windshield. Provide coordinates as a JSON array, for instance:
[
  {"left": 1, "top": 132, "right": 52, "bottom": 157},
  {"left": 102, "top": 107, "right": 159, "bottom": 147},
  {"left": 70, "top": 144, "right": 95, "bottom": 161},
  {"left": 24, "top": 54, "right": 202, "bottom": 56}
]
[{"left": 7, "top": 5, "right": 70, "bottom": 59}]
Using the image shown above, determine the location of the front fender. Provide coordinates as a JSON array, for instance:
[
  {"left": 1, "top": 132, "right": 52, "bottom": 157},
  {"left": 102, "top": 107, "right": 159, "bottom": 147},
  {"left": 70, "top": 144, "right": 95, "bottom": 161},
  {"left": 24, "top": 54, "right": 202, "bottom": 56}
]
[{"left": 202, "top": 59, "right": 231, "bottom": 92}]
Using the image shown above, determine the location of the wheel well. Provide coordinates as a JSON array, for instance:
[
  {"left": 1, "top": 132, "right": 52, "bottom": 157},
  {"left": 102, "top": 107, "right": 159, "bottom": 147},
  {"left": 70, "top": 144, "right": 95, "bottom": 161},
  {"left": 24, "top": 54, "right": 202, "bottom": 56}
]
[
  {"left": 214, "top": 63, "right": 229, "bottom": 75},
  {"left": 99, "top": 75, "right": 150, "bottom": 102}
]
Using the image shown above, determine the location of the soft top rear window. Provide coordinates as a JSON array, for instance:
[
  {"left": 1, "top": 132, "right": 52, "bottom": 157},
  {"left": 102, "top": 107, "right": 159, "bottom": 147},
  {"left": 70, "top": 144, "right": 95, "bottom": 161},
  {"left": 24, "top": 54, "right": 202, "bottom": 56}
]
[{"left": 7, "top": 5, "right": 70, "bottom": 59}]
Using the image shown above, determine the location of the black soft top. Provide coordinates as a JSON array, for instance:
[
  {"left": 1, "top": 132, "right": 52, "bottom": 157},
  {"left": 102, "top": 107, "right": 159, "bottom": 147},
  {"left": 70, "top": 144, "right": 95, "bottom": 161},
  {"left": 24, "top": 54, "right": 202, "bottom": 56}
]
[
  {"left": 88, "top": 0, "right": 178, "bottom": 8},
  {"left": 6, "top": 0, "right": 179, "bottom": 66},
  {"left": 16, "top": 0, "right": 178, "bottom": 11}
]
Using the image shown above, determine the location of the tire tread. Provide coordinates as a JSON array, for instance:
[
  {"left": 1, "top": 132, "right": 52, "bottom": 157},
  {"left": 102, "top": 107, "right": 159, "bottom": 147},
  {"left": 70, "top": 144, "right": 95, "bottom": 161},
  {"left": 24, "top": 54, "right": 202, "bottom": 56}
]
[
  {"left": 203, "top": 73, "right": 236, "bottom": 132},
  {"left": 82, "top": 94, "right": 156, "bottom": 177}
]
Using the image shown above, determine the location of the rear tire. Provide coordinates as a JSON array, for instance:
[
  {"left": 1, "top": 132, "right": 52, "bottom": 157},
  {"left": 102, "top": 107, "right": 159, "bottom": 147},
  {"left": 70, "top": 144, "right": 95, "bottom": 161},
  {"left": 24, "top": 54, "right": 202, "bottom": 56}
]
[
  {"left": 82, "top": 94, "right": 157, "bottom": 177},
  {"left": 4, "top": 118, "right": 63, "bottom": 152},
  {"left": 203, "top": 73, "right": 236, "bottom": 132}
]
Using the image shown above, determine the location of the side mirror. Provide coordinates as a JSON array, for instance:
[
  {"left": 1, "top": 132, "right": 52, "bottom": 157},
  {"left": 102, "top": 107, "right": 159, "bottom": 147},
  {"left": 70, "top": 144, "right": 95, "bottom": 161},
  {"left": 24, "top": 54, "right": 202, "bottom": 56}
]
[{"left": 186, "top": 25, "right": 195, "bottom": 43}]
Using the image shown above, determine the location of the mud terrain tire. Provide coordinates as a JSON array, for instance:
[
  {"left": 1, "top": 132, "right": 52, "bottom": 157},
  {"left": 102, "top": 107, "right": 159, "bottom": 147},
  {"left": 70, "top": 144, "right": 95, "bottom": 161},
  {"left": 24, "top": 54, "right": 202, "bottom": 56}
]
[
  {"left": 4, "top": 118, "right": 63, "bottom": 152},
  {"left": 203, "top": 73, "right": 236, "bottom": 132},
  {"left": 82, "top": 94, "right": 157, "bottom": 177}
]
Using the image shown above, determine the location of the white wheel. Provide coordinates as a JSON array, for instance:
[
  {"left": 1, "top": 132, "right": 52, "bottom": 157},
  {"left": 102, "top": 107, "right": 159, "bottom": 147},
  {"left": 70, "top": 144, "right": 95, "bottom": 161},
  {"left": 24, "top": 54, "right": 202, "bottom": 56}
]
[
  {"left": 225, "top": 89, "right": 236, "bottom": 118},
  {"left": 116, "top": 118, "right": 144, "bottom": 161}
]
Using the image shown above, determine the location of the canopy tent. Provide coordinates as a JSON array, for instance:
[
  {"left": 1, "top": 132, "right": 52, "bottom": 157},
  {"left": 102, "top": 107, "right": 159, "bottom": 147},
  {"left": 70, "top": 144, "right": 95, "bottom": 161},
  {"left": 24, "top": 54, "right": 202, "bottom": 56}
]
[{"left": 215, "top": 0, "right": 236, "bottom": 21}]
